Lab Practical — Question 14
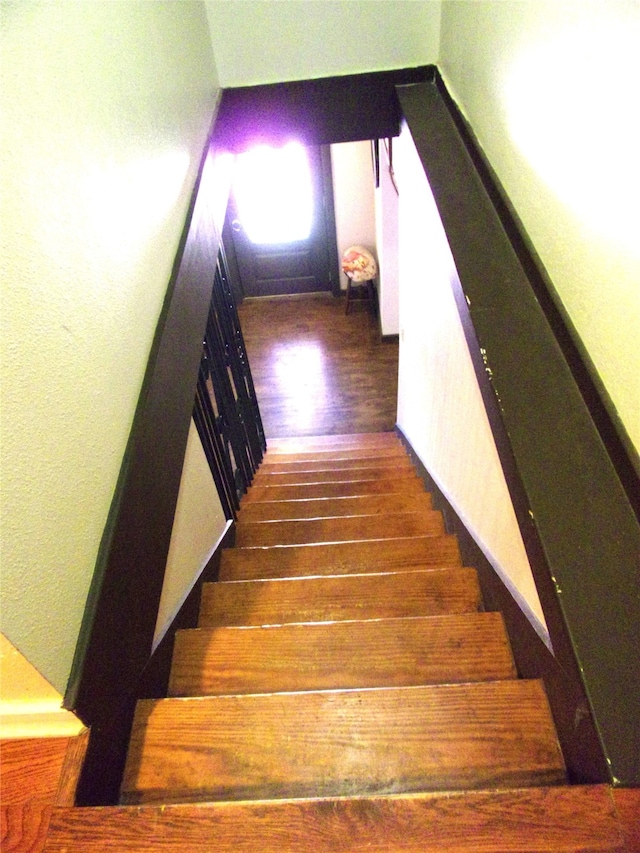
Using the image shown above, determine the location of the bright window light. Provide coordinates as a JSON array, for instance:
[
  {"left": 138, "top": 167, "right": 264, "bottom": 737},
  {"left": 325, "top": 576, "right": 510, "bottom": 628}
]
[{"left": 233, "top": 142, "right": 313, "bottom": 244}]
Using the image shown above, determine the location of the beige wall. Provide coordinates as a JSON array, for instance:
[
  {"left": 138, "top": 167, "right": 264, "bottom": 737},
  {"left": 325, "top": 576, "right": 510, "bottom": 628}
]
[
  {"left": 439, "top": 0, "right": 640, "bottom": 455},
  {"left": 375, "top": 142, "right": 401, "bottom": 336},
  {"left": 154, "top": 421, "right": 229, "bottom": 650},
  {"left": 0, "top": 634, "right": 84, "bottom": 739},
  {"left": 206, "top": 0, "right": 440, "bottom": 87},
  {"left": 0, "top": 1, "right": 219, "bottom": 693},
  {"left": 395, "top": 125, "right": 547, "bottom": 639},
  {"left": 331, "top": 142, "right": 378, "bottom": 290}
]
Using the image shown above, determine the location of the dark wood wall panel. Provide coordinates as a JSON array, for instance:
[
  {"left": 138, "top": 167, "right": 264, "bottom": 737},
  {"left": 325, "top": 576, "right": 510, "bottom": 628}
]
[
  {"left": 397, "top": 81, "right": 640, "bottom": 786},
  {"left": 397, "top": 429, "right": 608, "bottom": 785},
  {"left": 215, "top": 67, "right": 434, "bottom": 151},
  {"left": 65, "top": 118, "right": 232, "bottom": 803}
]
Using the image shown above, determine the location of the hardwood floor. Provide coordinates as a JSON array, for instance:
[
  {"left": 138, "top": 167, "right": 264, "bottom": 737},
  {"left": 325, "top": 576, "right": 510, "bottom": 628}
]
[{"left": 237, "top": 294, "right": 398, "bottom": 437}]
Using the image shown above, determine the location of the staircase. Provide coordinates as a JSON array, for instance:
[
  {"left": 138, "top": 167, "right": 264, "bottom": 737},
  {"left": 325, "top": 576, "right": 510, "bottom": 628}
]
[{"left": 45, "top": 433, "right": 628, "bottom": 850}]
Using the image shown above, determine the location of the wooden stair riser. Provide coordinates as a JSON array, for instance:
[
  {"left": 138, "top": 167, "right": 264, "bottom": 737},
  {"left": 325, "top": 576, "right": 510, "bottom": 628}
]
[
  {"left": 199, "top": 567, "right": 482, "bottom": 626},
  {"left": 169, "top": 613, "right": 517, "bottom": 696},
  {"left": 242, "top": 476, "right": 427, "bottom": 504},
  {"left": 45, "top": 785, "right": 625, "bottom": 853},
  {"left": 47, "top": 432, "right": 619, "bottom": 850},
  {"left": 256, "top": 456, "right": 414, "bottom": 475},
  {"left": 121, "top": 681, "right": 566, "bottom": 804},
  {"left": 249, "top": 468, "right": 420, "bottom": 486},
  {"left": 238, "top": 493, "right": 433, "bottom": 522},
  {"left": 219, "top": 536, "right": 462, "bottom": 581},
  {"left": 234, "top": 512, "right": 445, "bottom": 547},
  {"left": 264, "top": 433, "right": 402, "bottom": 455},
  {"left": 261, "top": 446, "right": 408, "bottom": 465}
]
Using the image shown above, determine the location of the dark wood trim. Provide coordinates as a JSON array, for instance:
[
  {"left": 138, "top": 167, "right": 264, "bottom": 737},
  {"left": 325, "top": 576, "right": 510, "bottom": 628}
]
[
  {"left": 215, "top": 67, "right": 435, "bottom": 152},
  {"left": 381, "top": 333, "right": 400, "bottom": 345},
  {"left": 431, "top": 70, "right": 640, "bottom": 514},
  {"left": 396, "top": 427, "right": 608, "bottom": 784},
  {"left": 320, "top": 145, "right": 342, "bottom": 297},
  {"left": 397, "top": 81, "right": 640, "bottom": 786},
  {"left": 74, "top": 524, "right": 235, "bottom": 806},
  {"left": 65, "top": 100, "right": 229, "bottom": 733},
  {"left": 222, "top": 214, "right": 244, "bottom": 304}
]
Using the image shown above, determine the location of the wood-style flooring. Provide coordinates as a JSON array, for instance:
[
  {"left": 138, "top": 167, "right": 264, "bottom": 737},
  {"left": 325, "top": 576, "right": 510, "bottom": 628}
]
[{"left": 237, "top": 294, "right": 398, "bottom": 437}]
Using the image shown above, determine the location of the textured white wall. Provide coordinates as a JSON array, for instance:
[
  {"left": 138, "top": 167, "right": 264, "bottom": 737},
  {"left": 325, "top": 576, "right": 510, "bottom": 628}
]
[
  {"left": 154, "top": 421, "right": 229, "bottom": 650},
  {"left": 375, "top": 142, "right": 401, "bottom": 336},
  {"left": 439, "top": 0, "right": 640, "bottom": 454},
  {"left": 331, "top": 141, "right": 377, "bottom": 290},
  {"left": 395, "top": 125, "right": 547, "bottom": 639},
  {"left": 206, "top": 0, "right": 440, "bottom": 87},
  {"left": 0, "top": 1, "right": 219, "bottom": 692}
]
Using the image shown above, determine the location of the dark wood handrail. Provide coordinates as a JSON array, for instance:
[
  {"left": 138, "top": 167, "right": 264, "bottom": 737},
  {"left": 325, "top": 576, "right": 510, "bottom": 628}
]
[{"left": 397, "top": 80, "right": 640, "bottom": 786}]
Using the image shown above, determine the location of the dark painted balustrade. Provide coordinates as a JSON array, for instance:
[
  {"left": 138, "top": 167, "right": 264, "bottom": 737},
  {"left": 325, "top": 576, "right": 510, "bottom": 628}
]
[{"left": 193, "top": 249, "right": 265, "bottom": 519}]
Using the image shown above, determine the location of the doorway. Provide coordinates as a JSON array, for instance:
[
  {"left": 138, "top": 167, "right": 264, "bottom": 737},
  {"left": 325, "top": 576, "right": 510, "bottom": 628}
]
[{"left": 224, "top": 142, "right": 339, "bottom": 298}]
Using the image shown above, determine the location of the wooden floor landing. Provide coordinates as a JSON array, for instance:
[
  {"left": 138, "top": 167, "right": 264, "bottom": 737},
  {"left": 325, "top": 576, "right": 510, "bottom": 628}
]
[{"left": 238, "top": 294, "right": 398, "bottom": 437}]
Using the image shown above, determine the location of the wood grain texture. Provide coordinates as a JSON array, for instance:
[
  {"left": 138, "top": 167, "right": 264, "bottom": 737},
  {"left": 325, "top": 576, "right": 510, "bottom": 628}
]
[
  {"left": 44, "top": 786, "right": 626, "bottom": 852},
  {"left": 238, "top": 492, "right": 432, "bottom": 522},
  {"left": 241, "top": 304, "right": 398, "bottom": 436},
  {"left": 256, "top": 455, "right": 414, "bottom": 475},
  {"left": 238, "top": 296, "right": 398, "bottom": 439},
  {"left": 0, "top": 739, "right": 71, "bottom": 806},
  {"left": 612, "top": 789, "right": 640, "bottom": 852},
  {"left": 169, "top": 613, "right": 516, "bottom": 696},
  {"left": 264, "top": 432, "right": 402, "bottom": 453},
  {"left": 262, "top": 445, "right": 407, "bottom": 464},
  {"left": 242, "top": 475, "right": 427, "bottom": 503},
  {"left": 54, "top": 730, "right": 90, "bottom": 807},
  {"left": 219, "top": 536, "right": 462, "bottom": 580},
  {"left": 0, "top": 736, "right": 80, "bottom": 853},
  {"left": 199, "top": 567, "right": 481, "bottom": 626},
  {"left": 234, "top": 511, "right": 445, "bottom": 547},
  {"left": 247, "top": 467, "right": 417, "bottom": 486},
  {"left": 121, "top": 681, "right": 565, "bottom": 804},
  {"left": 2, "top": 803, "right": 52, "bottom": 853}
]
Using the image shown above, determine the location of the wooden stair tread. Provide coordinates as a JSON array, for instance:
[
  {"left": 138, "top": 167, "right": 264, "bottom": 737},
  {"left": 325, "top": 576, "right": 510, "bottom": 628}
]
[
  {"left": 234, "top": 512, "right": 445, "bottom": 547},
  {"left": 249, "top": 467, "right": 421, "bottom": 486},
  {"left": 199, "top": 567, "right": 481, "bottom": 626},
  {"left": 219, "top": 536, "right": 462, "bottom": 580},
  {"left": 121, "top": 681, "right": 565, "bottom": 804},
  {"left": 169, "top": 613, "right": 517, "bottom": 696},
  {"left": 96, "top": 431, "right": 583, "bottom": 849},
  {"left": 261, "top": 445, "right": 409, "bottom": 464},
  {"left": 238, "top": 492, "right": 432, "bottom": 522},
  {"left": 256, "top": 455, "right": 414, "bottom": 475},
  {"left": 45, "top": 786, "right": 626, "bottom": 852},
  {"left": 242, "top": 476, "right": 426, "bottom": 503},
  {"left": 264, "top": 433, "right": 401, "bottom": 454}
]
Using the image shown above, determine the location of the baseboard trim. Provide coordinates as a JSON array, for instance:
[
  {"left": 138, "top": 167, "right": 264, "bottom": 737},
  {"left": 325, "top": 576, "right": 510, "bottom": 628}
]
[{"left": 396, "top": 427, "right": 608, "bottom": 785}]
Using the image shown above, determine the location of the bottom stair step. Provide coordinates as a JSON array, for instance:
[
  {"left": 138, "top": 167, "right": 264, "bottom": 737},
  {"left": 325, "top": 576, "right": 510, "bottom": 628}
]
[
  {"left": 45, "top": 786, "right": 626, "bottom": 852},
  {"left": 121, "top": 680, "right": 566, "bottom": 805}
]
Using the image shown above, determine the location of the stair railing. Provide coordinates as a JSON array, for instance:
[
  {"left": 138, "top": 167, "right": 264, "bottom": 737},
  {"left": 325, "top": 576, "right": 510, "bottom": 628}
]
[{"left": 193, "top": 248, "right": 266, "bottom": 518}]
